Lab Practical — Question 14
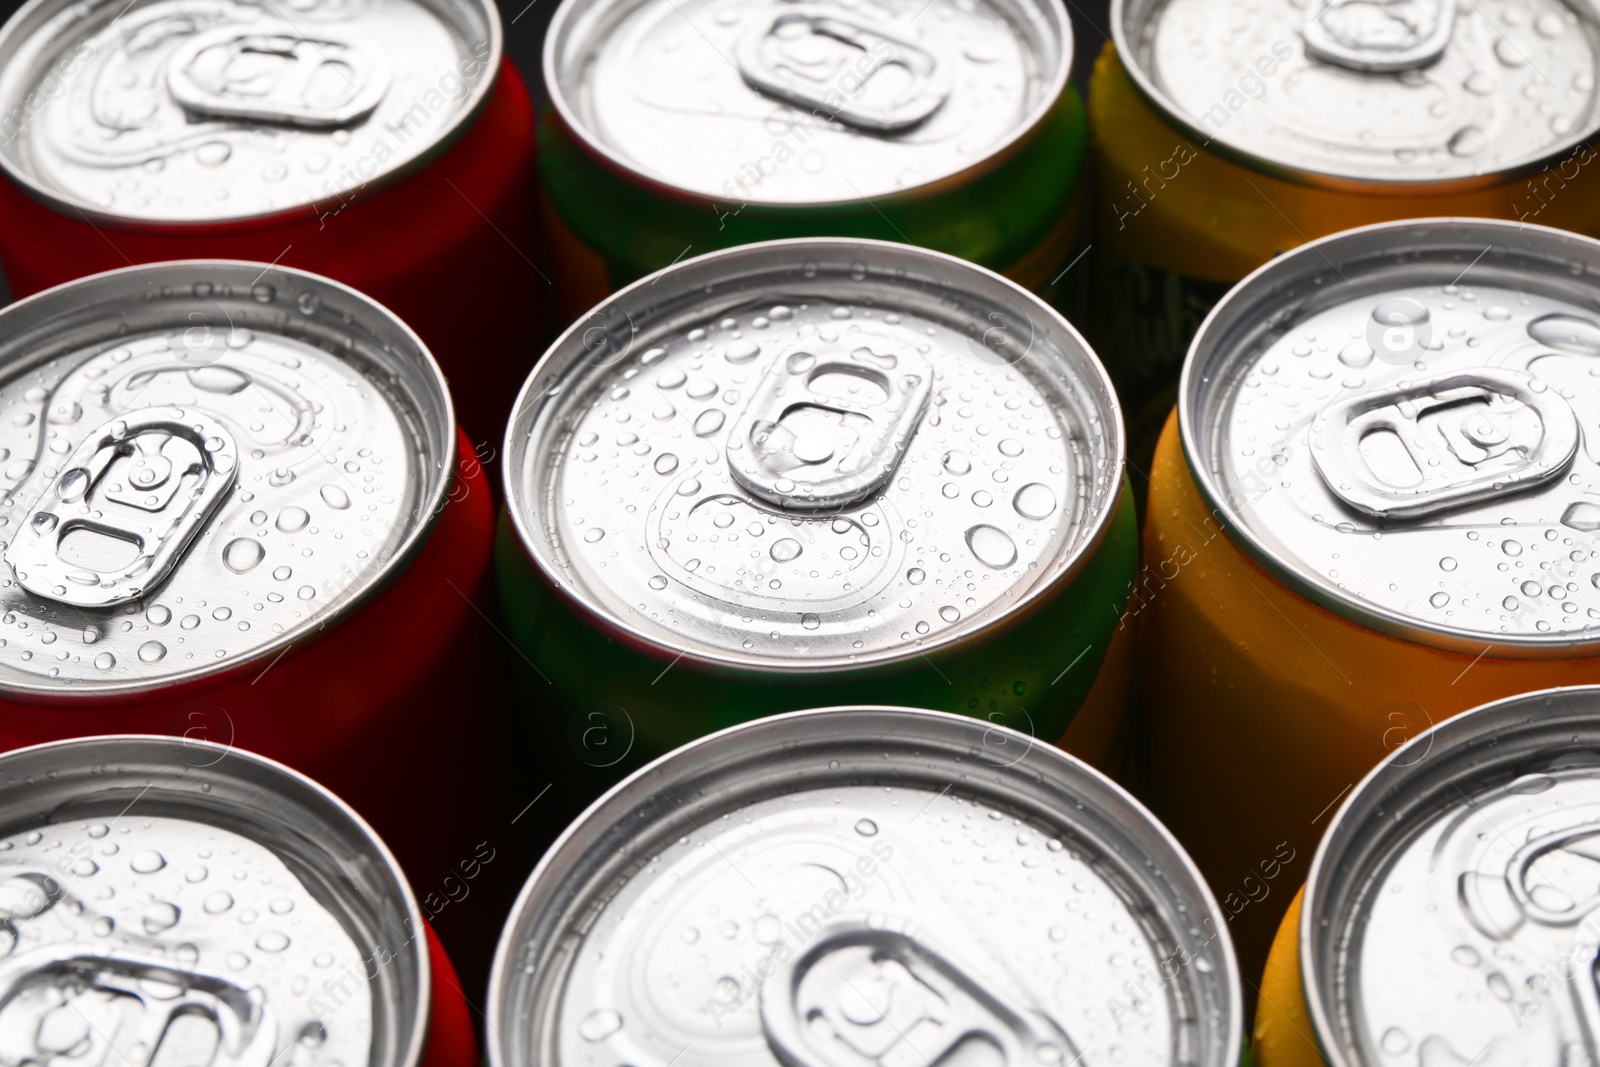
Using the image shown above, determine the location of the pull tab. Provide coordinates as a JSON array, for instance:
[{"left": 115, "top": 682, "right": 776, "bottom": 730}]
[
  {"left": 0, "top": 944, "right": 278, "bottom": 1067},
  {"left": 166, "top": 24, "right": 391, "bottom": 128},
  {"left": 728, "top": 344, "right": 932, "bottom": 510},
  {"left": 1303, "top": 0, "right": 1455, "bottom": 73},
  {"left": 6, "top": 409, "right": 239, "bottom": 608},
  {"left": 761, "top": 918, "right": 1075, "bottom": 1067},
  {"left": 1307, "top": 369, "right": 1577, "bottom": 521},
  {"left": 736, "top": 9, "right": 950, "bottom": 133}
]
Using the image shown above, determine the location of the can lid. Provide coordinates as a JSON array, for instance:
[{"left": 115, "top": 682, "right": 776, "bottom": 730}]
[
  {"left": 0, "top": 261, "right": 454, "bottom": 696},
  {"left": 1302, "top": 686, "right": 1600, "bottom": 1066},
  {"left": 487, "top": 706, "right": 1242, "bottom": 1067},
  {"left": 503, "top": 238, "right": 1123, "bottom": 674},
  {"left": 0, "top": 733, "right": 428, "bottom": 1067},
  {"left": 0, "top": 0, "right": 501, "bottom": 226},
  {"left": 1182, "top": 217, "right": 1600, "bottom": 655},
  {"left": 1113, "top": 0, "right": 1600, "bottom": 186},
  {"left": 544, "top": 0, "right": 1071, "bottom": 205}
]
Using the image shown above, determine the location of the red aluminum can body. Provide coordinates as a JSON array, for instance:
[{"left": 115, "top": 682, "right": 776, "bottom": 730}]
[
  {"left": 0, "top": 60, "right": 545, "bottom": 447},
  {"left": 422, "top": 920, "right": 481, "bottom": 1067}
]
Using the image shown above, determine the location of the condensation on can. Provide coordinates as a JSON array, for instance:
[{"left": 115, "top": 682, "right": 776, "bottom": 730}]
[
  {"left": 1089, "top": 0, "right": 1600, "bottom": 475},
  {"left": 0, "top": 733, "right": 480, "bottom": 1067},
  {"left": 1255, "top": 687, "right": 1600, "bottom": 1067},
  {"left": 499, "top": 238, "right": 1136, "bottom": 780},
  {"left": 1136, "top": 218, "right": 1600, "bottom": 980},
  {"left": 537, "top": 0, "right": 1087, "bottom": 327},
  {"left": 486, "top": 706, "right": 1242, "bottom": 1067}
]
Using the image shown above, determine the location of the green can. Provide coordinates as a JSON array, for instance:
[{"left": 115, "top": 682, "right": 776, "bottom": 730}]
[
  {"left": 498, "top": 238, "right": 1136, "bottom": 791},
  {"left": 538, "top": 0, "right": 1086, "bottom": 327}
]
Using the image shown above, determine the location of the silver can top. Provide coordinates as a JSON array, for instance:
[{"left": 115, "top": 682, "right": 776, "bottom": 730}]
[
  {"left": 0, "top": 261, "right": 453, "bottom": 696},
  {"left": 1114, "top": 0, "right": 1600, "bottom": 185},
  {"left": 544, "top": 0, "right": 1071, "bottom": 205},
  {"left": 504, "top": 238, "right": 1123, "bottom": 673},
  {"left": 1302, "top": 686, "right": 1600, "bottom": 1067},
  {"left": 488, "top": 706, "right": 1241, "bottom": 1067},
  {"left": 0, "top": 0, "right": 501, "bottom": 225},
  {"left": 0, "top": 734, "right": 428, "bottom": 1067},
  {"left": 1183, "top": 218, "right": 1600, "bottom": 655}
]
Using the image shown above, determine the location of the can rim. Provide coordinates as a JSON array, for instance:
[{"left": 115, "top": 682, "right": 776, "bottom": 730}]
[
  {"left": 0, "top": 259, "right": 458, "bottom": 701},
  {"left": 0, "top": 0, "right": 504, "bottom": 231},
  {"left": 1298, "top": 684, "right": 1600, "bottom": 1066},
  {"left": 501, "top": 236, "right": 1127, "bottom": 676},
  {"left": 1178, "top": 215, "right": 1600, "bottom": 657},
  {"left": 0, "top": 731, "right": 432, "bottom": 1067},
  {"left": 540, "top": 0, "right": 1073, "bottom": 210},
  {"left": 1106, "top": 0, "right": 1600, "bottom": 193},
  {"left": 485, "top": 703, "right": 1242, "bottom": 1067}
]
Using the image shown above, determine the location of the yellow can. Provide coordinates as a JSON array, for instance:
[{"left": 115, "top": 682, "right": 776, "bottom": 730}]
[
  {"left": 1089, "top": 0, "right": 1600, "bottom": 471},
  {"left": 1254, "top": 687, "right": 1600, "bottom": 1066},
  {"left": 1136, "top": 219, "right": 1600, "bottom": 979}
]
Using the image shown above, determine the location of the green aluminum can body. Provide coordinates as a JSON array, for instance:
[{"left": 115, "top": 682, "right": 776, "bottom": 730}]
[
  {"left": 497, "top": 239, "right": 1136, "bottom": 797},
  {"left": 538, "top": 0, "right": 1087, "bottom": 328}
]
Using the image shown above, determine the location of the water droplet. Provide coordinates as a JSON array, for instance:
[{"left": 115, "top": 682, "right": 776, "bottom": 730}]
[
  {"left": 276, "top": 507, "right": 309, "bottom": 533},
  {"left": 1504, "top": 595, "right": 1522, "bottom": 611},
  {"left": 269, "top": 468, "right": 295, "bottom": 487},
  {"left": 222, "top": 538, "right": 264, "bottom": 574},
  {"left": 943, "top": 451, "right": 972, "bottom": 475},
  {"left": 196, "top": 141, "right": 231, "bottom": 166},
  {"left": 93, "top": 652, "right": 115, "bottom": 671},
  {"left": 1483, "top": 305, "right": 1510, "bottom": 321},
  {"left": 648, "top": 575, "right": 668, "bottom": 590},
  {"left": 965, "top": 525, "right": 1018, "bottom": 569},
  {"left": 770, "top": 538, "right": 802, "bottom": 563},
  {"left": 130, "top": 850, "right": 165, "bottom": 874},
  {"left": 1464, "top": 70, "right": 1497, "bottom": 94},
  {"left": 256, "top": 931, "right": 289, "bottom": 952},
  {"left": 1452, "top": 944, "right": 1482, "bottom": 967},
  {"left": 584, "top": 528, "right": 605, "bottom": 543},
  {"left": 1380, "top": 1028, "right": 1412, "bottom": 1055},
  {"left": 1504, "top": 540, "right": 1523, "bottom": 556},
  {"left": 725, "top": 340, "right": 760, "bottom": 364},
  {"left": 1430, "top": 592, "right": 1450, "bottom": 607},
  {"left": 998, "top": 439, "right": 1023, "bottom": 458},
  {"left": 579, "top": 1010, "right": 623, "bottom": 1042},
  {"left": 320, "top": 485, "right": 351, "bottom": 510},
  {"left": 654, "top": 453, "right": 679, "bottom": 475},
  {"left": 939, "top": 605, "right": 960, "bottom": 623},
  {"left": 1013, "top": 483, "right": 1057, "bottom": 520},
  {"left": 189, "top": 366, "right": 250, "bottom": 394},
  {"left": 786, "top": 352, "right": 815, "bottom": 373},
  {"left": 907, "top": 567, "right": 925, "bottom": 585},
  {"left": 1440, "top": 556, "right": 1457, "bottom": 571},
  {"left": 298, "top": 586, "right": 316, "bottom": 600},
  {"left": 142, "top": 901, "right": 180, "bottom": 934},
  {"left": 693, "top": 410, "right": 725, "bottom": 437},
  {"left": 854, "top": 818, "right": 878, "bottom": 836},
  {"left": 1337, "top": 342, "right": 1374, "bottom": 367},
  {"left": 1494, "top": 37, "right": 1527, "bottom": 66},
  {"left": 138, "top": 641, "right": 166, "bottom": 663},
  {"left": 801, "top": 612, "right": 821, "bottom": 630},
  {"left": 203, "top": 891, "right": 233, "bottom": 914},
  {"left": 1530, "top": 313, "right": 1600, "bottom": 355}
]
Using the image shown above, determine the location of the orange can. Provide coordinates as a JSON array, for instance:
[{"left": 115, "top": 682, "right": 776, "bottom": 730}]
[
  {"left": 1253, "top": 686, "right": 1600, "bottom": 1066},
  {"left": 1137, "top": 218, "right": 1600, "bottom": 979},
  {"left": 1089, "top": 0, "right": 1600, "bottom": 470}
]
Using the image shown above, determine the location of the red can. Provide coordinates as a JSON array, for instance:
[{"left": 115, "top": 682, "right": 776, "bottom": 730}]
[
  {"left": 0, "top": 261, "right": 515, "bottom": 971},
  {"left": 0, "top": 0, "right": 543, "bottom": 443},
  {"left": 0, "top": 733, "right": 480, "bottom": 1067}
]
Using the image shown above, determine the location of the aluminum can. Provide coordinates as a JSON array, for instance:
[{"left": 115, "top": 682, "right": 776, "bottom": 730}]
[
  {"left": 1252, "top": 686, "right": 1600, "bottom": 1067},
  {"left": 0, "top": 733, "right": 479, "bottom": 1067},
  {"left": 538, "top": 0, "right": 1086, "bottom": 327},
  {"left": 0, "top": 260, "right": 511, "bottom": 926},
  {"left": 1089, "top": 0, "right": 1600, "bottom": 473},
  {"left": 499, "top": 237, "right": 1138, "bottom": 788},
  {"left": 1136, "top": 217, "right": 1600, "bottom": 981},
  {"left": 487, "top": 705, "right": 1242, "bottom": 1067},
  {"left": 0, "top": 0, "right": 543, "bottom": 441}
]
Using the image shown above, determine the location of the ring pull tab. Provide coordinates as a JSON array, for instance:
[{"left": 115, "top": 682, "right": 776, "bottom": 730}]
[
  {"left": 728, "top": 344, "right": 932, "bottom": 510},
  {"left": 735, "top": 8, "right": 950, "bottom": 133},
  {"left": 166, "top": 24, "right": 392, "bottom": 128},
  {"left": 1303, "top": 0, "right": 1455, "bottom": 73},
  {"left": 6, "top": 409, "right": 239, "bottom": 608},
  {"left": 0, "top": 944, "right": 278, "bottom": 1067},
  {"left": 1307, "top": 369, "right": 1577, "bottom": 521},
  {"left": 760, "top": 918, "right": 1076, "bottom": 1067}
]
